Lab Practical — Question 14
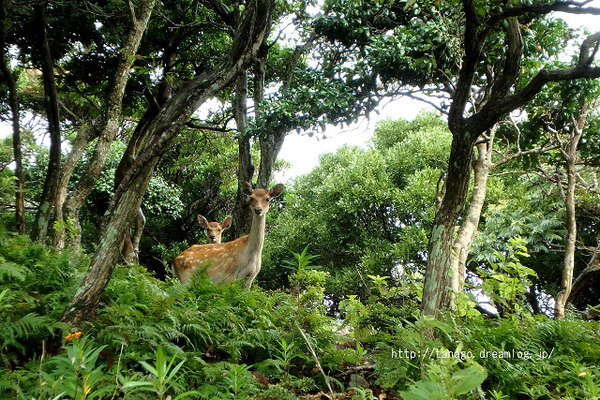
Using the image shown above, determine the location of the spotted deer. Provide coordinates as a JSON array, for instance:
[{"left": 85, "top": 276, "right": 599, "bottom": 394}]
[
  {"left": 198, "top": 215, "right": 231, "bottom": 244},
  {"left": 173, "top": 182, "right": 283, "bottom": 289}
]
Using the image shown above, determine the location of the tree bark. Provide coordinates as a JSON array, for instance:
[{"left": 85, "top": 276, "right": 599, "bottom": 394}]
[
  {"left": 422, "top": 132, "right": 476, "bottom": 316},
  {"left": 52, "top": 126, "right": 96, "bottom": 248},
  {"left": 231, "top": 73, "right": 255, "bottom": 238},
  {"left": 62, "top": 161, "right": 156, "bottom": 326},
  {"left": 31, "top": 0, "right": 61, "bottom": 243},
  {"left": 0, "top": 0, "right": 25, "bottom": 234},
  {"left": 122, "top": 209, "right": 146, "bottom": 265},
  {"left": 554, "top": 103, "right": 587, "bottom": 319},
  {"left": 60, "top": 0, "right": 155, "bottom": 251},
  {"left": 450, "top": 130, "right": 494, "bottom": 294},
  {"left": 254, "top": 54, "right": 276, "bottom": 189},
  {"left": 62, "top": 0, "right": 274, "bottom": 327}
]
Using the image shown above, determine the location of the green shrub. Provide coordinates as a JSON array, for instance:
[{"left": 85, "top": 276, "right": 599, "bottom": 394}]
[{"left": 1, "top": 234, "right": 600, "bottom": 399}]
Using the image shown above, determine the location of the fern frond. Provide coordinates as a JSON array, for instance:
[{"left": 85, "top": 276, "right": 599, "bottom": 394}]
[
  {"left": 181, "top": 323, "right": 215, "bottom": 345},
  {"left": 0, "top": 257, "right": 30, "bottom": 283},
  {"left": 0, "top": 312, "right": 51, "bottom": 352}
]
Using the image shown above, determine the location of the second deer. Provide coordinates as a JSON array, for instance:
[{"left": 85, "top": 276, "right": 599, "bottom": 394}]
[
  {"left": 173, "top": 182, "right": 283, "bottom": 289},
  {"left": 198, "top": 215, "right": 231, "bottom": 244}
]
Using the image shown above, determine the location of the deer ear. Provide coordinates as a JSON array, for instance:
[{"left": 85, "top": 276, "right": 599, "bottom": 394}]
[
  {"left": 221, "top": 217, "right": 232, "bottom": 230},
  {"left": 241, "top": 181, "right": 254, "bottom": 196},
  {"left": 197, "top": 215, "right": 209, "bottom": 229},
  {"left": 269, "top": 184, "right": 284, "bottom": 198}
]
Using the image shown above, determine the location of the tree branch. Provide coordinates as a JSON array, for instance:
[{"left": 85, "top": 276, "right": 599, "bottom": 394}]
[
  {"left": 448, "top": 0, "right": 484, "bottom": 135},
  {"left": 489, "top": 18, "right": 523, "bottom": 101},
  {"left": 579, "top": 31, "right": 600, "bottom": 66},
  {"left": 472, "top": 64, "right": 600, "bottom": 135},
  {"left": 488, "top": 1, "right": 600, "bottom": 25}
]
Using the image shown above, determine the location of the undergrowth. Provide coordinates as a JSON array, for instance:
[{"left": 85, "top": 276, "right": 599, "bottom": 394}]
[{"left": 0, "top": 235, "right": 599, "bottom": 399}]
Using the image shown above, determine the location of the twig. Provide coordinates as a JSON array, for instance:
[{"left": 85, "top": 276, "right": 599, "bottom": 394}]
[
  {"left": 296, "top": 323, "right": 336, "bottom": 399},
  {"left": 38, "top": 341, "right": 46, "bottom": 390},
  {"left": 110, "top": 343, "right": 126, "bottom": 400}
]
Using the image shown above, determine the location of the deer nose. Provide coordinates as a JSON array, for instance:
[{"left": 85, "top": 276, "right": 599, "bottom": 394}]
[{"left": 254, "top": 207, "right": 263, "bottom": 215}]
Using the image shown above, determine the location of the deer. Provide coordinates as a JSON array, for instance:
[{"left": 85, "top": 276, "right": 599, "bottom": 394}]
[
  {"left": 198, "top": 215, "right": 231, "bottom": 244},
  {"left": 173, "top": 181, "right": 283, "bottom": 289}
]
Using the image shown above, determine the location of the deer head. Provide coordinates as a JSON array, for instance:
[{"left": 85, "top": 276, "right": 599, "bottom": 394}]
[{"left": 198, "top": 215, "right": 232, "bottom": 244}]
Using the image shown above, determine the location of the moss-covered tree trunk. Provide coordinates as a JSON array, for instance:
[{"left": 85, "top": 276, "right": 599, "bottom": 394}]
[
  {"left": 422, "top": 132, "right": 476, "bottom": 316},
  {"left": 450, "top": 132, "right": 494, "bottom": 293},
  {"left": 61, "top": 161, "right": 156, "bottom": 325},
  {"left": 52, "top": 126, "right": 95, "bottom": 248}
]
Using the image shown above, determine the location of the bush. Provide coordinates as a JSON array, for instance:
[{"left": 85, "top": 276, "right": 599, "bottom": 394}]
[{"left": 1, "top": 234, "right": 599, "bottom": 399}]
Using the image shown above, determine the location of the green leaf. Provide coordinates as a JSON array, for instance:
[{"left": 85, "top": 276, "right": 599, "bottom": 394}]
[{"left": 450, "top": 365, "right": 488, "bottom": 395}]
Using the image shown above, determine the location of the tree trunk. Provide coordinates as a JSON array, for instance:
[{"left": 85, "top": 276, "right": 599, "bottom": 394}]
[
  {"left": 62, "top": 161, "right": 156, "bottom": 325},
  {"left": 122, "top": 209, "right": 146, "bottom": 264},
  {"left": 61, "top": 0, "right": 155, "bottom": 251},
  {"left": 422, "top": 132, "right": 476, "bottom": 316},
  {"left": 554, "top": 103, "right": 586, "bottom": 319},
  {"left": 52, "top": 126, "right": 95, "bottom": 248},
  {"left": 10, "top": 82, "right": 25, "bottom": 235},
  {"left": 451, "top": 130, "right": 494, "bottom": 293},
  {"left": 253, "top": 55, "right": 274, "bottom": 189},
  {"left": 0, "top": 0, "right": 25, "bottom": 234},
  {"left": 62, "top": 0, "right": 274, "bottom": 327},
  {"left": 31, "top": 0, "right": 61, "bottom": 243},
  {"left": 231, "top": 73, "right": 254, "bottom": 238}
]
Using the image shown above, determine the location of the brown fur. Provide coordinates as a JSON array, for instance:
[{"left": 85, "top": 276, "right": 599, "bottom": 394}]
[
  {"left": 198, "top": 215, "right": 231, "bottom": 244},
  {"left": 173, "top": 182, "right": 283, "bottom": 289}
]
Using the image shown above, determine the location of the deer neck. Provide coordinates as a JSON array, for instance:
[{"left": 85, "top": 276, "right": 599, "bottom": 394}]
[{"left": 246, "top": 212, "right": 267, "bottom": 256}]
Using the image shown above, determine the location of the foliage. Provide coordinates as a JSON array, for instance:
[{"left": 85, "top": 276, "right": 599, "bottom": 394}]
[
  {"left": 3, "top": 0, "right": 600, "bottom": 395},
  {"left": 262, "top": 112, "right": 450, "bottom": 310},
  {"left": 121, "top": 347, "right": 197, "bottom": 399},
  {"left": 0, "top": 232, "right": 600, "bottom": 399},
  {"left": 476, "top": 236, "right": 538, "bottom": 316},
  {"left": 399, "top": 362, "right": 488, "bottom": 400},
  {"left": 43, "top": 337, "right": 113, "bottom": 399}
]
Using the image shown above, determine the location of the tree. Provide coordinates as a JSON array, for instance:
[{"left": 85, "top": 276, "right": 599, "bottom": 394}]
[
  {"left": 61, "top": 0, "right": 275, "bottom": 327},
  {"left": 229, "top": 1, "right": 386, "bottom": 238},
  {"left": 314, "top": 0, "right": 600, "bottom": 316},
  {"left": 464, "top": 77, "right": 600, "bottom": 316},
  {"left": 29, "top": 0, "right": 62, "bottom": 243},
  {"left": 262, "top": 112, "right": 451, "bottom": 309},
  {"left": 57, "top": 0, "right": 156, "bottom": 253},
  {"left": 0, "top": 0, "right": 24, "bottom": 234},
  {"left": 525, "top": 78, "right": 600, "bottom": 317},
  {"left": 424, "top": 4, "right": 600, "bottom": 317}
]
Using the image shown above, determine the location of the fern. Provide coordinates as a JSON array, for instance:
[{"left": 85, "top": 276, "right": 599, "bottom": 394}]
[
  {"left": 181, "top": 323, "right": 215, "bottom": 346},
  {"left": 0, "top": 312, "right": 52, "bottom": 353},
  {"left": 0, "top": 258, "right": 29, "bottom": 282}
]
